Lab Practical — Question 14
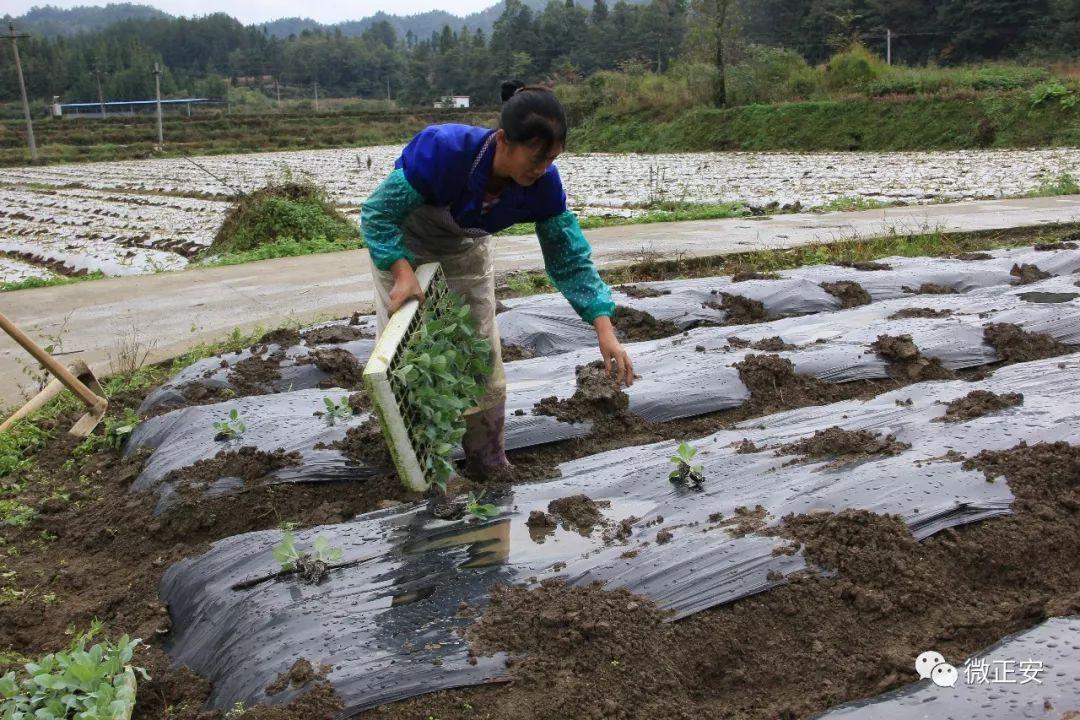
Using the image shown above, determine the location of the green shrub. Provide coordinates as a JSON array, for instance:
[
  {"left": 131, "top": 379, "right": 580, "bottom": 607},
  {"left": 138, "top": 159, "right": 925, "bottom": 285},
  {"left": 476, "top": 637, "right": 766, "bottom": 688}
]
[
  {"left": 728, "top": 46, "right": 821, "bottom": 104},
  {"left": 825, "top": 43, "right": 888, "bottom": 91},
  {"left": 205, "top": 181, "right": 360, "bottom": 257}
]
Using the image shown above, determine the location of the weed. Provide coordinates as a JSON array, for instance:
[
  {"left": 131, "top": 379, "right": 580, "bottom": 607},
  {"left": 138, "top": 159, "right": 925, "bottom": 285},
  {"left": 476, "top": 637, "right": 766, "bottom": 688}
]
[
  {"left": 465, "top": 492, "right": 499, "bottom": 521},
  {"left": 0, "top": 501, "right": 36, "bottom": 527},
  {"left": 0, "top": 620, "right": 148, "bottom": 719},
  {"left": 1026, "top": 172, "right": 1080, "bottom": 198},
  {"left": 669, "top": 441, "right": 705, "bottom": 488},
  {"left": 213, "top": 408, "right": 246, "bottom": 440},
  {"left": 73, "top": 409, "right": 141, "bottom": 457}
]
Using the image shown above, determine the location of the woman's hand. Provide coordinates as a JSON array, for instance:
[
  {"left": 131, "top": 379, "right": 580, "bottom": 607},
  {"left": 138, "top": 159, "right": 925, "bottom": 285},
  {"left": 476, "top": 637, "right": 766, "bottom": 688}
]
[
  {"left": 387, "top": 259, "right": 424, "bottom": 315},
  {"left": 593, "top": 316, "right": 634, "bottom": 386}
]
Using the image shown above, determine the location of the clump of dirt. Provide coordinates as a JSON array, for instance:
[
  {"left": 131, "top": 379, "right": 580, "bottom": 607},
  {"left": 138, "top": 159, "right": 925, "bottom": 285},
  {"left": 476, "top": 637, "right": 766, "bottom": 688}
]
[
  {"left": 611, "top": 305, "right": 681, "bottom": 341},
  {"left": 777, "top": 426, "right": 910, "bottom": 463},
  {"left": 963, "top": 441, "right": 1080, "bottom": 518},
  {"left": 887, "top": 307, "right": 953, "bottom": 320},
  {"left": 534, "top": 360, "right": 632, "bottom": 425},
  {"left": 731, "top": 271, "right": 781, "bottom": 282},
  {"left": 228, "top": 351, "right": 283, "bottom": 395},
  {"left": 162, "top": 447, "right": 302, "bottom": 487},
  {"left": 614, "top": 284, "right": 671, "bottom": 298},
  {"left": 267, "top": 658, "right": 330, "bottom": 695},
  {"left": 901, "top": 283, "right": 958, "bottom": 295},
  {"left": 733, "top": 439, "right": 761, "bottom": 454},
  {"left": 312, "top": 348, "right": 364, "bottom": 389},
  {"left": 656, "top": 529, "right": 674, "bottom": 544},
  {"left": 934, "top": 390, "right": 1024, "bottom": 423},
  {"left": 1010, "top": 263, "right": 1053, "bottom": 285},
  {"left": 749, "top": 336, "right": 796, "bottom": 352},
  {"left": 839, "top": 261, "right": 892, "bottom": 271},
  {"left": 236, "top": 679, "right": 344, "bottom": 720},
  {"left": 346, "top": 390, "right": 371, "bottom": 412},
  {"left": 720, "top": 505, "right": 769, "bottom": 538},
  {"left": 705, "top": 292, "right": 770, "bottom": 325},
  {"left": 735, "top": 354, "right": 848, "bottom": 412},
  {"left": 548, "top": 494, "right": 604, "bottom": 534},
  {"left": 260, "top": 327, "right": 302, "bottom": 348},
  {"left": 303, "top": 325, "right": 369, "bottom": 345},
  {"left": 871, "top": 333, "right": 955, "bottom": 381},
  {"left": 956, "top": 251, "right": 993, "bottom": 260},
  {"left": 501, "top": 343, "right": 536, "bottom": 361},
  {"left": 820, "top": 281, "right": 871, "bottom": 308},
  {"left": 772, "top": 510, "right": 918, "bottom": 586},
  {"left": 1034, "top": 241, "right": 1078, "bottom": 251},
  {"left": 321, "top": 418, "right": 391, "bottom": 467},
  {"left": 984, "top": 323, "right": 1069, "bottom": 363}
]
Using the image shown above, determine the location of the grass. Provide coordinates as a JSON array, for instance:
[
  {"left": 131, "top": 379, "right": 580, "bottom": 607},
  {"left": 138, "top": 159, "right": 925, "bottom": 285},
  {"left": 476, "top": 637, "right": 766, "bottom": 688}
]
[
  {"left": 1026, "top": 172, "right": 1080, "bottom": 198},
  {"left": 198, "top": 235, "right": 366, "bottom": 267},
  {"left": 814, "top": 196, "right": 899, "bottom": 213},
  {"left": 0, "top": 271, "right": 105, "bottom": 293},
  {"left": 496, "top": 221, "right": 1080, "bottom": 299}
]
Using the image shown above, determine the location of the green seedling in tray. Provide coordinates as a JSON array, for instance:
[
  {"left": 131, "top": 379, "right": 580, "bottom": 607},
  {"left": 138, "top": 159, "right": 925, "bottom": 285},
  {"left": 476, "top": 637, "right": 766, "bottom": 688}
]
[
  {"left": 365, "top": 263, "right": 492, "bottom": 493},
  {"left": 669, "top": 441, "right": 705, "bottom": 488}
]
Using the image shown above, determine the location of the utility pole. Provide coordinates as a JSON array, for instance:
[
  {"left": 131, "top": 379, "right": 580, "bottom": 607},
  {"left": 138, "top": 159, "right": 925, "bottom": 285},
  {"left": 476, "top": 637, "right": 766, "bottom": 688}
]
[
  {"left": 6, "top": 22, "right": 37, "bottom": 161},
  {"left": 386, "top": 76, "right": 391, "bottom": 101},
  {"left": 313, "top": 80, "right": 319, "bottom": 112},
  {"left": 275, "top": 76, "right": 281, "bottom": 106},
  {"left": 886, "top": 28, "right": 892, "bottom": 65},
  {"left": 94, "top": 66, "right": 106, "bottom": 117},
  {"left": 153, "top": 62, "right": 163, "bottom": 146}
]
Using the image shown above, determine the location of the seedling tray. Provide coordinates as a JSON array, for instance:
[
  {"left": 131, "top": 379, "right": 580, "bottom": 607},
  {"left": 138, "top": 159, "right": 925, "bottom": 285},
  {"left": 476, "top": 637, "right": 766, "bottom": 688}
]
[{"left": 363, "top": 262, "right": 449, "bottom": 491}]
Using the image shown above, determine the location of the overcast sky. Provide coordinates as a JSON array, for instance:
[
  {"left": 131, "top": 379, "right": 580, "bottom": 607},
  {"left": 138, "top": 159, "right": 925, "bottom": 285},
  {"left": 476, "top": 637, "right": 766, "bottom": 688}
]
[{"left": 2, "top": 0, "right": 496, "bottom": 24}]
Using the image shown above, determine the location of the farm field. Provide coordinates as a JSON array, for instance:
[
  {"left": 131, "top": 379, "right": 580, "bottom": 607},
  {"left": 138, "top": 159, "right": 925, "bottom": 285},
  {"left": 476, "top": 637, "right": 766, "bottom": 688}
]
[
  {"left": 2, "top": 232, "right": 1079, "bottom": 719},
  {"left": 1, "top": 145, "right": 1077, "bottom": 284}
]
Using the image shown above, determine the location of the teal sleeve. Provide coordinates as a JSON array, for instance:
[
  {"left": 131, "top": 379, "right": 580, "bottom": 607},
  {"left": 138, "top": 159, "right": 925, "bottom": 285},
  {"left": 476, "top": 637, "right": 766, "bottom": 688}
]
[
  {"left": 360, "top": 168, "right": 426, "bottom": 271},
  {"left": 536, "top": 211, "right": 615, "bottom": 324}
]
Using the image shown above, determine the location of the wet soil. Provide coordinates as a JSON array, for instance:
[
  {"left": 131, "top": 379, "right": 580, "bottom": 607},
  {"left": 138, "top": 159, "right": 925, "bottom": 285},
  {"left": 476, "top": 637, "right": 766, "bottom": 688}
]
[
  {"left": 838, "top": 261, "right": 892, "bottom": 271},
  {"left": 611, "top": 306, "right": 681, "bottom": 342},
  {"left": 367, "top": 441, "right": 1080, "bottom": 720},
  {"left": 735, "top": 354, "right": 850, "bottom": 413},
  {"left": 983, "top": 323, "right": 1070, "bottom": 363},
  {"left": 1010, "top": 263, "right": 1053, "bottom": 285},
  {"left": 704, "top": 292, "right": 770, "bottom": 325},
  {"left": 161, "top": 447, "right": 302, "bottom": 487},
  {"left": 501, "top": 343, "right": 536, "bottom": 362},
  {"left": 614, "top": 284, "right": 671, "bottom": 298},
  {"left": 956, "top": 252, "right": 993, "bottom": 260},
  {"left": 887, "top": 307, "right": 953, "bottom": 320},
  {"left": 1034, "top": 241, "right": 1078, "bottom": 251},
  {"left": 820, "top": 281, "right": 872, "bottom": 308},
  {"left": 321, "top": 418, "right": 392, "bottom": 468},
  {"left": 547, "top": 495, "right": 604, "bottom": 534},
  {"left": 870, "top": 334, "right": 956, "bottom": 382},
  {"left": 716, "top": 504, "right": 769, "bottom": 537},
  {"left": 731, "top": 271, "right": 781, "bottom": 282},
  {"left": 901, "top": 283, "right": 958, "bottom": 295},
  {"left": 266, "top": 658, "right": 330, "bottom": 695},
  {"left": 227, "top": 350, "right": 283, "bottom": 395},
  {"left": 311, "top": 348, "right": 365, "bottom": 390},
  {"left": 259, "top": 327, "right": 302, "bottom": 348},
  {"left": 777, "top": 427, "right": 911, "bottom": 463},
  {"left": 727, "top": 336, "right": 796, "bottom": 351},
  {"left": 534, "top": 361, "right": 632, "bottom": 425},
  {"left": 934, "top": 390, "right": 1024, "bottom": 423},
  {"left": 302, "top": 325, "right": 370, "bottom": 345}
]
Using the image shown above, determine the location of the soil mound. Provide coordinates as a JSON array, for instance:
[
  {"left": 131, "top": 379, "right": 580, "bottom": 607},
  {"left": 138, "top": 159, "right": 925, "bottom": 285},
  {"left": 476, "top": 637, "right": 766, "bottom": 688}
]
[
  {"left": 534, "top": 361, "right": 631, "bottom": 424},
  {"left": 735, "top": 354, "right": 847, "bottom": 411},
  {"left": 871, "top": 334, "right": 955, "bottom": 381},
  {"left": 934, "top": 390, "right": 1023, "bottom": 423},
  {"left": 777, "top": 427, "right": 910, "bottom": 462},
  {"left": 820, "top": 281, "right": 871, "bottom": 308},
  {"left": 612, "top": 306, "right": 681, "bottom": 341},
  {"left": 983, "top": 323, "right": 1069, "bottom": 363}
]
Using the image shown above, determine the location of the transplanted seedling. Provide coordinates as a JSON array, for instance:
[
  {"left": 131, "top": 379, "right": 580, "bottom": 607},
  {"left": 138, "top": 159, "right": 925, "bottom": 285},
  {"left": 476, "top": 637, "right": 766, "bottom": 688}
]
[
  {"left": 322, "top": 395, "right": 353, "bottom": 425},
  {"left": 669, "top": 441, "right": 705, "bottom": 488},
  {"left": 272, "top": 530, "right": 343, "bottom": 585},
  {"left": 213, "top": 408, "right": 246, "bottom": 440},
  {"left": 465, "top": 491, "right": 499, "bottom": 521}
]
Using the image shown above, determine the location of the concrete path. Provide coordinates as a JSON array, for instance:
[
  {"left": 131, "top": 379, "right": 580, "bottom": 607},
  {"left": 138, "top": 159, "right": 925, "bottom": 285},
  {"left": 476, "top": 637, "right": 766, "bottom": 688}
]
[{"left": 2, "top": 194, "right": 1077, "bottom": 409}]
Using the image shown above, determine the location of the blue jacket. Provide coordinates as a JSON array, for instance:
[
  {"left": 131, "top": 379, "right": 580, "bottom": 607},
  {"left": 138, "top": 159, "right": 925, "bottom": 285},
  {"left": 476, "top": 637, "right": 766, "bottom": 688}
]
[{"left": 361, "top": 123, "right": 614, "bottom": 323}]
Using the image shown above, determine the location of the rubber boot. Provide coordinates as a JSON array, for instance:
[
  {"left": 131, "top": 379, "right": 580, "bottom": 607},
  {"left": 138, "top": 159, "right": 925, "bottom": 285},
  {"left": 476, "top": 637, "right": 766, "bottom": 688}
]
[{"left": 462, "top": 400, "right": 511, "bottom": 479}]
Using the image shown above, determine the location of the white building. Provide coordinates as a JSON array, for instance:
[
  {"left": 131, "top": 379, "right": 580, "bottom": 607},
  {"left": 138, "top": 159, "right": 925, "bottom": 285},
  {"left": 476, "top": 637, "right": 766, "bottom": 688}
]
[{"left": 433, "top": 95, "right": 470, "bottom": 109}]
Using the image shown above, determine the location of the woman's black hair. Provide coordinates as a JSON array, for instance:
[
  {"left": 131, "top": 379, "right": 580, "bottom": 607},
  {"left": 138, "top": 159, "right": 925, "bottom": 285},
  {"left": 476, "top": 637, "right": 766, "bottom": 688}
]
[{"left": 498, "top": 80, "right": 567, "bottom": 156}]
